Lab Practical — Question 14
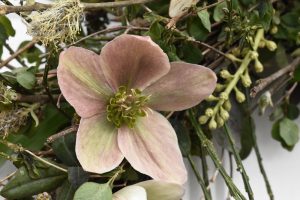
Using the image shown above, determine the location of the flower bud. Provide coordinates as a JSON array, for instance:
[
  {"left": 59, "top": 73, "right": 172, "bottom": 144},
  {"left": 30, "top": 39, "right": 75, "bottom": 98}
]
[
  {"left": 223, "top": 100, "right": 232, "bottom": 111},
  {"left": 219, "top": 92, "right": 229, "bottom": 100},
  {"left": 231, "top": 47, "right": 241, "bottom": 57},
  {"left": 216, "top": 115, "right": 225, "bottom": 127},
  {"left": 226, "top": 54, "right": 241, "bottom": 62},
  {"left": 206, "top": 95, "right": 218, "bottom": 102},
  {"left": 220, "top": 70, "right": 233, "bottom": 79},
  {"left": 241, "top": 72, "right": 252, "bottom": 87},
  {"left": 265, "top": 40, "right": 277, "bottom": 51},
  {"left": 205, "top": 108, "right": 214, "bottom": 117},
  {"left": 215, "top": 83, "right": 225, "bottom": 92},
  {"left": 259, "top": 91, "right": 273, "bottom": 115},
  {"left": 220, "top": 107, "right": 230, "bottom": 121},
  {"left": 209, "top": 118, "right": 217, "bottom": 130},
  {"left": 199, "top": 115, "right": 209, "bottom": 124},
  {"left": 249, "top": 51, "right": 259, "bottom": 60},
  {"left": 270, "top": 26, "right": 278, "bottom": 34},
  {"left": 234, "top": 87, "right": 246, "bottom": 103},
  {"left": 254, "top": 59, "right": 264, "bottom": 73}
]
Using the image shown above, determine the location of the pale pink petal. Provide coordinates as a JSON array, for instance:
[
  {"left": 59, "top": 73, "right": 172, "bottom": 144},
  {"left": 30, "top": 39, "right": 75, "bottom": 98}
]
[
  {"left": 99, "top": 34, "right": 170, "bottom": 91},
  {"left": 136, "top": 180, "right": 184, "bottom": 200},
  {"left": 113, "top": 186, "right": 147, "bottom": 200},
  {"left": 76, "top": 114, "right": 123, "bottom": 173},
  {"left": 117, "top": 110, "right": 187, "bottom": 184},
  {"left": 57, "top": 46, "right": 113, "bottom": 118},
  {"left": 143, "top": 62, "right": 217, "bottom": 111}
]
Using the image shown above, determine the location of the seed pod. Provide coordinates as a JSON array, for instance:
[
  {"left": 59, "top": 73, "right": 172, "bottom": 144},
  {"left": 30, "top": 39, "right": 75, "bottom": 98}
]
[
  {"left": 216, "top": 115, "right": 225, "bottom": 127},
  {"left": 220, "top": 107, "right": 230, "bottom": 121},
  {"left": 223, "top": 100, "right": 232, "bottom": 111},
  {"left": 234, "top": 87, "right": 246, "bottom": 103},
  {"left": 220, "top": 70, "right": 233, "bottom": 79},
  {"left": 209, "top": 118, "right": 217, "bottom": 130},
  {"left": 205, "top": 108, "right": 214, "bottom": 117},
  {"left": 265, "top": 40, "right": 277, "bottom": 51},
  {"left": 199, "top": 115, "right": 209, "bottom": 124},
  {"left": 254, "top": 59, "right": 264, "bottom": 73},
  {"left": 241, "top": 72, "right": 252, "bottom": 87}
]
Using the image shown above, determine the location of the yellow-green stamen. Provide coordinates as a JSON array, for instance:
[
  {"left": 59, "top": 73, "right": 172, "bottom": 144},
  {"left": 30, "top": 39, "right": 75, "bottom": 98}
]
[{"left": 106, "top": 86, "right": 150, "bottom": 128}]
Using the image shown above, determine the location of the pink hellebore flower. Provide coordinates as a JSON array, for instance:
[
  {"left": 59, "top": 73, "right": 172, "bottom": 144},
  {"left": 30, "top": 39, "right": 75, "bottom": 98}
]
[
  {"left": 57, "top": 34, "right": 217, "bottom": 184},
  {"left": 113, "top": 180, "right": 184, "bottom": 200}
]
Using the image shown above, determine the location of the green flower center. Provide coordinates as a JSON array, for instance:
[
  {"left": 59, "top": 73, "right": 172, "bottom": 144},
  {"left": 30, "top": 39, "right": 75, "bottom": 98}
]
[{"left": 106, "top": 86, "right": 150, "bottom": 128}]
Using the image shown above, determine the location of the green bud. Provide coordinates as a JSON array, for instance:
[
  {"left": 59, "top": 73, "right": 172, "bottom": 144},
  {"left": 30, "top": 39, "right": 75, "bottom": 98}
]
[
  {"left": 254, "top": 59, "right": 264, "bottom": 73},
  {"left": 220, "top": 70, "right": 233, "bottom": 79},
  {"left": 199, "top": 115, "right": 209, "bottom": 124},
  {"left": 216, "top": 115, "right": 225, "bottom": 127},
  {"left": 231, "top": 47, "right": 241, "bottom": 57},
  {"left": 226, "top": 54, "right": 242, "bottom": 62},
  {"left": 265, "top": 40, "right": 277, "bottom": 51},
  {"left": 215, "top": 83, "right": 225, "bottom": 92},
  {"left": 205, "top": 108, "right": 214, "bottom": 117},
  {"left": 270, "top": 26, "right": 278, "bottom": 34},
  {"left": 259, "top": 91, "right": 273, "bottom": 115},
  {"left": 220, "top": 92, "right": 229, "bottom": 100},
  {"left": 241, "top": 72, "right": 252, "bottom": 87},
  {"left": 234, "top": 87, "right": 246, "bottom": 103},
  {"left": 249, "top": 51, "right": 259, "bottom": 60},
  {"left": 223, "top": 100, "right": 232, "bottom": 111},
  {"left": 220, "top": 107, "right": 230, "bottom": 121},
  {"left": 209, "top": 118, "right": 217, "bottom": 130},
  {"left": 224, "top": 27, "right": 231, "bottom": 32},
  {"left": 206, "top": 95, "right": 218, "bottom": 102}
]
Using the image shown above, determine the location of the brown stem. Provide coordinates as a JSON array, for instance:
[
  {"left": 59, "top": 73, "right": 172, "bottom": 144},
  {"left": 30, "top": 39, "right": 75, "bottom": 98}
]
[
  {"left": 0, "top": 0, "right": 156, "bottom": 15},
  {"left": 16, "top": 94, "right": 59, "bottom": 103},
  {"left": 250, "top": 57, "right": 300, "bottom": 98},
  {"left": 0, "top": 40, "right": 36, "bottom": 69},
  {"left": 47, "top": 126, "right": 78, "bottom": 143}
]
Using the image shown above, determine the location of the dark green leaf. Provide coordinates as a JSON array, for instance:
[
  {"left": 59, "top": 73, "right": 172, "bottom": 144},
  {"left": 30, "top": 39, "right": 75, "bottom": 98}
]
[
  {"left": 258, "top": 1, "right": 273, "bottom": 30},
  {"left": 294, "top": 65, "right": 300, "bottom": 82},
  {"left": 271, "top": 120, "right": 281, "bottom": 141},
  {"left": 147, "top": 21, "right": 164, "bottom": 40},
  {"left": 68, "top": 167, "right": 89, "bottom": 189},
  {"left": 197, "top": 9, "right": 211, "bottom": 32},
  {"left": 16, "top": 70, "right": 36, "bottom": 89},
  {"left": 0, "top": 16, "right": 15, "bottom": 37},
  {"left": 286, "top": 104, "right": 299, "bottom": 120},
  {"left": 52, "top": 133, "right": 78, "bottom": 166},
  {"left": 56, "top": 180, "right": 76, "bottom": 200},
  {"left": 279, "top": 118, "right": 299, "bottom": 146},
  {"left": 0, "top": 166, "right": 66, "bottom": 199},
  {"left": 74, "top": 182, "right": 112, "bottom": 200},
  {"left": 180, "top": 42, "right": 203, "bottom": 64}
]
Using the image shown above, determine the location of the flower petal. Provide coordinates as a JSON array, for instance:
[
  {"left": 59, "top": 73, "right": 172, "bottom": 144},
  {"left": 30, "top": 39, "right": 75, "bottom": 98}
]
[
  {"left": 99, "top": 34, "right": 170, "bottom": 91},
  {"left": 57, "top": 46, "right": 112, "bottom": 118},
  {"left": 117, "top": 110, "right": 187, "bottom": 184},
  {"left": 144, "top": 62, "right": 217, "bottom": 111},
  {"left": 113, "top": 186, "right": 147, "bottom": 200},
  {"left": 136, "top": 180, "right": 184, "bottom": 200},
  {"left": 76, "top": 114, "right": 123, "bottom": 173}
]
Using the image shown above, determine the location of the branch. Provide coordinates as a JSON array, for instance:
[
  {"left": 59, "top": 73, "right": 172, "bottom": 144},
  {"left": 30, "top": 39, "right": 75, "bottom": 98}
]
[
  {"left": 0, "top": 40, "right": 36, "bottom": 69},
  {"left": 0, "top": 0, "right": 156, "bottom": 14},
  {"left": 47, "top": 126, "right": 78, "bottom": 143},
  {"left": 250, "top": 57, "right": 300, "bottom": 98}
]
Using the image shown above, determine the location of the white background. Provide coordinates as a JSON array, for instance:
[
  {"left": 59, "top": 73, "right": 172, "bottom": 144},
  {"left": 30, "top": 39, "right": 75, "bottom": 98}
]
[{"left": 1, "top": 2, "right": 300, "bottom": 200}]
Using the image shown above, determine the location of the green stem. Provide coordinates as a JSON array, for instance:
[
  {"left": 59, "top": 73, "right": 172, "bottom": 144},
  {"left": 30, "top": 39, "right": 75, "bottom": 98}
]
[
  {"left": 200, "top": 146, "right": 212, "bottom": 198},
  {"left": 224, "top": 123, "right": 254, "bottom": 200},
  {"left": 248, "top": 118, "right": 274, "bottom": 200},
  {"left": 187, "top": 154, "right": 212, "bottom": 200},
  {"left": 188, "top": 110, "right": 246, "bottom": 200}
]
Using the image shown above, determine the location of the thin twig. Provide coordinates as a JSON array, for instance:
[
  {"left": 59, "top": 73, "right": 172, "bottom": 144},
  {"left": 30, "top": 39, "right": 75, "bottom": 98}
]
[
  {"left": 0, "top": 0, "right": 156, "bottom": 14},
  {"left": 250, "top": 57, "right": 300, "bottom": 98},
  {"left": 0, "top": 171, "right": 16, "bottom": 186},
  {"left": 4, "top": 43, "right": 27, "bottom": 68},
  {"left": 47, "top": 126, "right": 78, "bottom": 143},
  {"left": 0, "top": 40, "right": 36, "bottom": 69},
  {"left": 25, "top": 150, "right": 68, "bottom": 173}
]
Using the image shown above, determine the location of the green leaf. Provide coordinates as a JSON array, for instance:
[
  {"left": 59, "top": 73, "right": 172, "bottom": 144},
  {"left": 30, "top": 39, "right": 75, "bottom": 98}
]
[
  {"left": 258, "top": 1, "right": 273, "bottom": 30},
  {"left": 0, "top": 166, "right": 66, "bottom": 199},
  {"left": 16, "top": 70, "right": 36, "bottom": 89},
  {"left": 279, "top": 118, "right": 299, "bottom": 146},
  {"left": 68, "top": 167, "right": 89, "bottom": 189},
  {"left": 52, "top": 133, "right": 78, "bottom": 166},
  {"left": 18, "top": 41, "right": 42, "bottom": 65},
  {"left": 197, "top": 9, "right": 211, "bottom": 32},
  {"left": 147, "top": 21, "right": 164, "bottom": 40},
  {"left": 213, "top": 2, "right": 227, "bottom": 22},
  {"left": 74, "top": 182, "right": 113, "bottom": 200},
  {"left": 285, "top": 104, "right": 300, "bottom": 120},
  {"left": 0, "top": 16, "right": 15, "bottom": 37},
  {"left": 56, "top": 180, "right": 76, "bottom": 200},
  {"left": 271, "top": 120, "right": 281, "bottom": 141},
  {"left": 180, "top": 42, "right": 203, "bottom": 64},
  {"left": 187, "top": 17, "right": 209, "bottom": 41}
]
